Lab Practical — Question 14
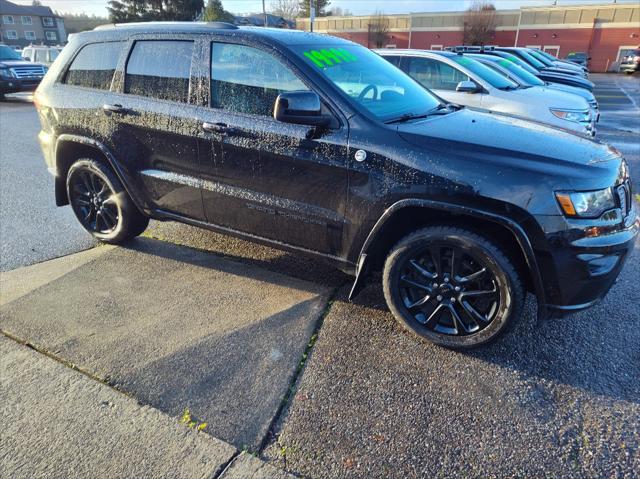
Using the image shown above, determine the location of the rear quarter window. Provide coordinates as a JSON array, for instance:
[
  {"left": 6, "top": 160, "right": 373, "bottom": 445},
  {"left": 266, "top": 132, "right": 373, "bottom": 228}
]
[
  {"left": 63, "top": 42, "right": 123, "bottom": 90},
  {"left": 124, "top": 40, "right": 193, "bottom": 103}
]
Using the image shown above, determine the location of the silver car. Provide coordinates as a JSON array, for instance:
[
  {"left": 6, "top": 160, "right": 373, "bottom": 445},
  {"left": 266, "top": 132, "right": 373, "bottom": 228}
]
[{"left": 378, "top": 49, "right": 595, "bottom": 137}]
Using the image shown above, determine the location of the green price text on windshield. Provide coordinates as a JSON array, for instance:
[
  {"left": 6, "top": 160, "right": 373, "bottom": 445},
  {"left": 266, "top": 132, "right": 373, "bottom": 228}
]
[{"left": 303, "top": 48, "right": 358, "bottom": 69}]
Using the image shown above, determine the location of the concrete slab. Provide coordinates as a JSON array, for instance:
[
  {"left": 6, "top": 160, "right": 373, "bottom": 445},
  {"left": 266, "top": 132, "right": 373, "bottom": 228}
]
[
  {"left": 0, "top": 237, "right": 331, "bottom": 450},
  {"left": 0, "top": 335, "right": 237, "bottom": 479},
  {"left": 220, "top": 452, "right": 295, "bottom": 479}
]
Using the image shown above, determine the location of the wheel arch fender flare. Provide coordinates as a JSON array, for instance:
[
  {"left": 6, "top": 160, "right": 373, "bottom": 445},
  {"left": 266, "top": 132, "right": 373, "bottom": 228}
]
[
  {"left": 348, "top": 199, "right": 547, "bottom": 317},
  {"left": 54, "top": 134, "right": 146, "bottom": 212}
]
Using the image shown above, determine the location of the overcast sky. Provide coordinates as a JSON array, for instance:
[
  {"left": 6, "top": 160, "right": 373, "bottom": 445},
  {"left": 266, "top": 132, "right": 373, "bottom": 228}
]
[{"left": 13, "top": 0, "right": 637, "bottom": 18}]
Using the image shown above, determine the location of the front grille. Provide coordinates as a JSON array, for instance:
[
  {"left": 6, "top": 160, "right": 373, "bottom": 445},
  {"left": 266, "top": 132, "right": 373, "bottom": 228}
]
[
  {"left": 616, "top": 181, "right": 631, "bottom": 217},
  {"left": 10, "top": 65, "right": 45, "bottom": 79}
]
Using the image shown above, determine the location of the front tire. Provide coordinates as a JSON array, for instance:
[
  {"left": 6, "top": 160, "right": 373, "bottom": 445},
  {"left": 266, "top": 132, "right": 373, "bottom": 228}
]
[
  {"left": 383, "top": 226, "right": 524, "bottom": 349},
  {"left": 67, "top": 158, "right": 149, "bottom": 244}
]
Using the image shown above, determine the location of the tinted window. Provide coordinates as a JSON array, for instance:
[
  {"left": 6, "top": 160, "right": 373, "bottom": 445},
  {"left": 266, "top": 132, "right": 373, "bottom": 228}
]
[
  {"left": 64, "top": 42, "right": 122, "bottom": 90},
  {"left": 125, "top": 41, "right": 193, "bottom": 103},
  {"left": 450, "top": 56, "right": 518, "bottom": 89},
  {"left": 291, "top": 45, "right": 440, "bottom": 121},
  {"left": 211, "top": 43, "right": 308, "bottom": 116},
  {"left": 407, "top": 57, "right": 469, "bottom": 91}
]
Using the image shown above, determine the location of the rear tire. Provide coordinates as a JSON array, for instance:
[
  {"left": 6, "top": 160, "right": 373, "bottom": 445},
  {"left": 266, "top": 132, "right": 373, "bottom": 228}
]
[
  {"left": 66, "top": 158, "right": 149, "bottom": 244},
  {"left": 383, "top": 226, "right": 525, "bottom": 349}
]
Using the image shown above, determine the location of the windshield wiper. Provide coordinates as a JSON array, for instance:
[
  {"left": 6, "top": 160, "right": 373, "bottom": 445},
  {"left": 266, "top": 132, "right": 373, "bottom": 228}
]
[{"left": 385, "top": 103, "right": 451, "bottom": 124}]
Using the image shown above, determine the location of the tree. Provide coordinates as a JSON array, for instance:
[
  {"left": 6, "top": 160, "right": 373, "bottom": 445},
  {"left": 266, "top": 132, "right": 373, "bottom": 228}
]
[
  {"left": 327, "top": 7, "right": 351, "bottom": 16},
  {"left": 202, "top": 0, "right": 234, "bottom": 22},
  {"left": 61, "top": 13, "right": 110, "bottom": 33},
  {"left": 107, "top": 0, "right": 204, "bottom": 23},
  {"left": 271, "top": 0, "right": 299, "bottom": 20},
  {"left": 298, "top": 0, "right": 330, "bottom": 18},
  {"left": 462, "top": 1, "right": 497, "bottom": 46},
  {"left": 368, "top": 11, "right": 389, "bottom": 48},
  {"left": 31, "top": 0, "right": 42, "bottom": 6}
]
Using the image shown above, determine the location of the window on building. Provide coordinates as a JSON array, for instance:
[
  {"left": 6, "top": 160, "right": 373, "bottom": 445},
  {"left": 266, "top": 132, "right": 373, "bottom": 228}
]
[
  {"left": 45, "top": 31, "right": 57, "bottom": 41},
  {"left": 25, "top": 31, "right": 36, "bottom": 40},
  {"left": 3, "top": 15, "right": 15, "bottom": 24},
  {"left": 125, "top": 40, "right": 193, "bottom": 103},
  {"left": 210, "top": 42, "right": 308, "bottom": 117},
  {"left": 63, "top": 42, "right": 123, "bottom": 90},
  {"left": 21, "top": 16, "right": 33, "bottom": 25},
  {"left": 42, "top": 17, "right": 55, "bottom": 27},
  {"left": 5, "top": 30, "right": 18, "bottom": 39}
]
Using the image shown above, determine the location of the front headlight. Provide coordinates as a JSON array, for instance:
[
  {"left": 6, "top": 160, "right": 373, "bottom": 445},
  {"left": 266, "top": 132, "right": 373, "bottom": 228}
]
[
  {"left": 555, "top": 188, "right": 616, "bottom": 218},
  {"left": 550, "top": 108, "right": 590, "bottom": 123},
  {"left": 0, "top": 67, "right": 15, "bottom": 79}
]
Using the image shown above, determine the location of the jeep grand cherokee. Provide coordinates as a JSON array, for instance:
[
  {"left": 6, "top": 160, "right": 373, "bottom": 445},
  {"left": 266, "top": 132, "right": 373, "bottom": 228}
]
[{"left": 34, "top": 23, "right": 638, "bottom": 349}]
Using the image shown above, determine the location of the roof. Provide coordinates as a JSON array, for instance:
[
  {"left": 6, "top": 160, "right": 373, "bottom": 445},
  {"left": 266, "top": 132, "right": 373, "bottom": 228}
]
[
  {"left": 0, "top": 0, "right": 60, "bottom": 18},
  {"left": 376, "top": 48, "right": 456, "bottom": 58},
  {"left": 89, "top": 22, "right": 352, "bottom": 47}
]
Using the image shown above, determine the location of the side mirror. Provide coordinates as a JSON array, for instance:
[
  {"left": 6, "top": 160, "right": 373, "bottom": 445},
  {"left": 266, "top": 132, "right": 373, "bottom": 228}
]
[
  {"left": 274, "top": 91, "right": 331, "bottom": 127},
  {"left": 456, "top": 80, "right": 480, "bottom": 93}
]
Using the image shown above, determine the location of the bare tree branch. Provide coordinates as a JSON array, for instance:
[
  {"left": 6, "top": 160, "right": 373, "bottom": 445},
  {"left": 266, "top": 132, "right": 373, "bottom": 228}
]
[
  {"left": 462, "top": 1, "right": 497, "bottom": 46},
  {"left": 368, "top": 11, "right": 389, "bottom": 49}
]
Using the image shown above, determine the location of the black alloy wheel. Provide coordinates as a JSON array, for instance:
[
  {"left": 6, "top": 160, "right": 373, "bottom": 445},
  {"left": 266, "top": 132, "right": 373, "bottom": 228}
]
[
  {"left": 67, "top": 158, "right": 149, "bottom": 243},
  {"left": 383, "top": 226, "right": 524, "bottom": 349}
]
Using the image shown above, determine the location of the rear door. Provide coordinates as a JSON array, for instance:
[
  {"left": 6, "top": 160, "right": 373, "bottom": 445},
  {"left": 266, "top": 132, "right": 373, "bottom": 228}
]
[
  {"left": 195, "top": 40, "right": 349, "bottom": 255},
  {"left": 105, "top": 35, "right": 205, "bottom": 220}
]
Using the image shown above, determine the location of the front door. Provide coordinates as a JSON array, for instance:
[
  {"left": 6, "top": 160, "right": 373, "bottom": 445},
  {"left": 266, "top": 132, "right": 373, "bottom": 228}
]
[
  {"left": 106, "top": 37, "right": 205, "bottom": 220},
  {"left": 401, "top": 56, "right": 483, "bottom": 109},
  {"left": 196, "top": 41, "right": 349, "bottom": 256}
]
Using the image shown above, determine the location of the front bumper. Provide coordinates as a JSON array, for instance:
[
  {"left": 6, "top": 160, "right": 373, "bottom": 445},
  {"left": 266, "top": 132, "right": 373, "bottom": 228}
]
[
  {"left": 0, "top": 77, "right": 43, "bottom": 94},
  {"left": 536, "top": 201, "right": 638, "bottom": 317}
]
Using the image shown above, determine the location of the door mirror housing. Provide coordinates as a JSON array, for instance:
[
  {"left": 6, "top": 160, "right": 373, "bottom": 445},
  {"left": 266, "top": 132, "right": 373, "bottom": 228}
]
[
  {"left": 274, "top": 91, "right": 331, "bottom": 127},
  {"left": 456, "top": 80, "right": 480, "bottom": 93}
]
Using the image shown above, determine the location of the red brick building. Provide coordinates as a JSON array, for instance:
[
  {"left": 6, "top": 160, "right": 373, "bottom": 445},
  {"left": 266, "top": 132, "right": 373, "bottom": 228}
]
[{"left": 297, "top": 3, "right": 640, "bottom": 72}]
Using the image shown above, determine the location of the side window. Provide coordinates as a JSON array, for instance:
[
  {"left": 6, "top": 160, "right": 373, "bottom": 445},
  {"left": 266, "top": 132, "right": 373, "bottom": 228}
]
[
  {"left": 125, "top": 40, "right": 193, "bottom": 103},
  {"left": 385, "top": 55, "right": 403, "bottom": 68},
  {"left": 63, "top": 42, "right": 123, "bottom": 90},
  {"left": 211, "top": 43, "right": 309, "bottom": 117},
  {"left": 408, "top": 57, "right": 469, "bottom": 91},
  {"left": 35, "top": 50, "right": 47, "bottom": 63}
]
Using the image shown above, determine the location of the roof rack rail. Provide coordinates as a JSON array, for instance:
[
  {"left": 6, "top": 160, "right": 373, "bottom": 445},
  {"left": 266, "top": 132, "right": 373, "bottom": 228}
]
[{"left": 94, "top": 21, "right": 239, "bottom": 31}]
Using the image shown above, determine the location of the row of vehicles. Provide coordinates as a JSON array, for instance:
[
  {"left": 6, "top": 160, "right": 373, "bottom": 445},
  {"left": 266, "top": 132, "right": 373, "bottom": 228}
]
[
  {"left": 33, "top": 23, "right": 637, "bottom": 349},
  {"left": 0, "top": 44, "right": 62, "bottom": 100}
]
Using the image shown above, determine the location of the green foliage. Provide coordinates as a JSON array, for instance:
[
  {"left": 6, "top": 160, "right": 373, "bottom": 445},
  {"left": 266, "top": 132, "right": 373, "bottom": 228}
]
[
  {"left": 202, "top": 0, "right": 234, "bottom": 23},
  {"left": 298, "top": 0, "right": 331, "bottom": 18},
  {"left": 107, "top": 0, "right": 204, "bottom": 23},
  {"left": 179, "top": 408, "right": 207, "bottom": 431},
  {"left": 61, "top": 13, "right": 109, "bottom": 34}
]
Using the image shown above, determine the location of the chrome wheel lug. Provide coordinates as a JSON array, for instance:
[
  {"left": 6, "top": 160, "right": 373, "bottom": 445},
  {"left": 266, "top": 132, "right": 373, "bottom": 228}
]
[
  {"left": 444, "top": 277, "right": 449, "bottom": 283},
  {"left": 432, "top": 283, "right": 438, "bottom": 288},
  {"left": 436, "top": 295, "right": 443, "bottom": 302},
  {"left": 454, "top": 286, "right": 461, "bottom": 292},
  {"left": 451, "top": 297, "right": 456, "bottom": 303}
]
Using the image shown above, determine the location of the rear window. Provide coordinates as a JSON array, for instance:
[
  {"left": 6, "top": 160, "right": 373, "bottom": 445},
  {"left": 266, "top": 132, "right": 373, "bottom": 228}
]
[
  {"left": 63, "top": 42, "right": 123, "bottom": 90},
  {"left": 125, "top": 40, "right": 193, "bottom": 103}
]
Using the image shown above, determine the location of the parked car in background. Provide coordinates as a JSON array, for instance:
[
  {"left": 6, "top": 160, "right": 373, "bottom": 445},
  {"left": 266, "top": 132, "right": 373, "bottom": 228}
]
[
  {"left": 0, "top": 44, "right": 47, "bottom": 100},
  {"left": 447, "top": 46, "right": 595, "bottom": 91},
  {"left": 564, "top": 51, "right": 589, "bottom": 67},
  {"left": 35, "top": 23, "right": 637, "bottom": 349},
  {"left": 379, "top": 49, "right": 595, "bottom": 136},
  {"left": 22, "top": 45, "right": 62, "bottom": 67},
  {"left": 495, "top": 47, "right": 588, "bottom": 78},
  {"left": 467, "top": 53, "right": 599, "bottom": 122},
  {"left": 529, "top": 48, "right": 589, "bottom": 75},
  {"left": 619, "top": 48, "right": 640, "bottom": 74}
]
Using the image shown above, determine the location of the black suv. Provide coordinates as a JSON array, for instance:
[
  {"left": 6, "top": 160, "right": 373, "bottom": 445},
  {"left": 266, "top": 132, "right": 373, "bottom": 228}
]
[{"left": 35, "top": 23, "right": 637, "bottom": 349}]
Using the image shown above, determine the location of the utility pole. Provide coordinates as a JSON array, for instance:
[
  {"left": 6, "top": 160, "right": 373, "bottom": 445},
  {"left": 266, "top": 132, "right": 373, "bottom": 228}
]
[
  {"left": 262, "top": 0, "right": 268, "bottom": 27},
  {"left": 310, "top": 0, "right": 315, "bottom": 32}
]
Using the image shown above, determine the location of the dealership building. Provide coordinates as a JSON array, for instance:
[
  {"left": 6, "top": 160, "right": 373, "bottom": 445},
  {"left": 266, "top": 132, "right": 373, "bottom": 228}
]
[{"left": 297, "top": 2, "right": 639, "bottom": 72}]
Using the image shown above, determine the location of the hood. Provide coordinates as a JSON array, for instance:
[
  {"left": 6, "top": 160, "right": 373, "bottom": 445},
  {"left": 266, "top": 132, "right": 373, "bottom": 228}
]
[
  {"left": 545, "top": 82, "right": 594, "bottom": 103},
  {"left": 538, "top": 72, "right": 594, "bottom": 90},
  {"left": 395, "top": 108, "right": 621, "bottom": 192},
  {"left": 509, "top": 85, "right": 589, "bottom": 110},
  {"left": 0, "top": 60, "right": 45, "bottom": 68}
]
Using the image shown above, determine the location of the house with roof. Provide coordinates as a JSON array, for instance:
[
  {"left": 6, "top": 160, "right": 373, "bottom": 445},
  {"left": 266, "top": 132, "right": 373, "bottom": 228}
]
[{"left": 0, "top": 0, "right": 66, "bottom": 47}]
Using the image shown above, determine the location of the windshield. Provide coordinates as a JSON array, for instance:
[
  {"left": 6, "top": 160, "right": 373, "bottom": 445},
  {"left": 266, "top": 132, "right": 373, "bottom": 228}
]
[
  {"left": 0, "top": 45, "right": 21, "bottom": 61},
  {"left": 512, "top": 49, "right": 546, "bottom": 69},
  {"left": 50, "top": 49, "right": 59, "bottom": 61},
  {"left": 567, "top": 52, "right": 586, "bottom": 60},
  {"left": 493, "top": 51, "right": 541, "bottom": 74},
  {"left": 528, "top": 49, "right": 554, "bottom": 67},
  {"left": 291, "top": 44, "right": 440, "bottom": 121},
  {"left": 493, "top": 58, "right": 544, "bottom": 86},
  {"left": 450, "top": 55, "right": 518, "bottom": 90}
]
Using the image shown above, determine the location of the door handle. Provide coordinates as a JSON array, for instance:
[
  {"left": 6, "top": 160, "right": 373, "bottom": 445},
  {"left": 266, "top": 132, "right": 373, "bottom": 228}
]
[
  {"left": 102, "top": 104, "right": 128, "bottom": 115},
  {"left": 202, "top": 122, "right": 239, "bottom": 136}
]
